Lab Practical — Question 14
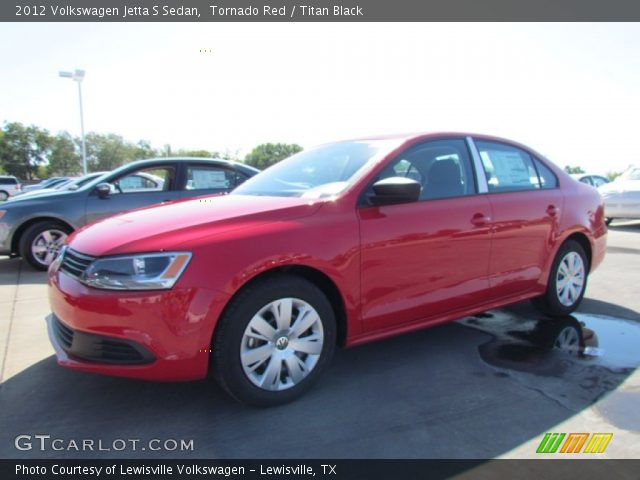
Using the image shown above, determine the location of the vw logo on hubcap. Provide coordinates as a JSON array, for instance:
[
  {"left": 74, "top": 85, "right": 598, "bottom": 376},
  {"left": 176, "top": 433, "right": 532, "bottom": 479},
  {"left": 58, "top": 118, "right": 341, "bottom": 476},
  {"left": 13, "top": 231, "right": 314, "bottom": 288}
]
[{"left": 275, "top": 336, "right": 289, "bottom": 350}]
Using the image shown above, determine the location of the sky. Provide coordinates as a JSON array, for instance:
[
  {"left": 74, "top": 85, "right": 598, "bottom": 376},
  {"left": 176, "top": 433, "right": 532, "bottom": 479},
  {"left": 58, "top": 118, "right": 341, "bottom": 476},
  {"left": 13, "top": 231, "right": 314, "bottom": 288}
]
[{"left": 1, "top": 22, "right": 639, "bottom": 173}]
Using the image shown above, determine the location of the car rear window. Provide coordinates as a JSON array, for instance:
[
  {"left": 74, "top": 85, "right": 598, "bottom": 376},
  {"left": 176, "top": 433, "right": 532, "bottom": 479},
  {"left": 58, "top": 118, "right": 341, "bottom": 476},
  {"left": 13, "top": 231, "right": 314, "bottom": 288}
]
[
  {"left": 476, "top": 141, "right": 541, "bottom": 192},
  {"left": 0, "top": 177, "right": 18, "bottom": 185}
]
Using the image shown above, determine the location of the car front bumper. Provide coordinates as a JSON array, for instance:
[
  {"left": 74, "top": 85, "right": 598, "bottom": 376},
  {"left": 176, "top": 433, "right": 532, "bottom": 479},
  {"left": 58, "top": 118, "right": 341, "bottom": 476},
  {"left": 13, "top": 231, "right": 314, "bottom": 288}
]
[{"left": 47, "top": 266, "right": 230, "bottom": 381}]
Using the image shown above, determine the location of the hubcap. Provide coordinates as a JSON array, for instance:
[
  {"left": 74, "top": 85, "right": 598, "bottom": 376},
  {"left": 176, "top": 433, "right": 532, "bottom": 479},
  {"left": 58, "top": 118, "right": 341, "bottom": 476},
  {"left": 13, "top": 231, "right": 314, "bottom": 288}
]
[
  {"left": 555, "top": 251, "right": 585, "bottom": 307},
  {"left": 553, "top": 326, "right": 581, "bottom": 354},
  {"left": 241, "top": 298, "right": 324, "bottom": 391},
  {"left": 31, "top": 229, "right": 67, "bottom": 267}
]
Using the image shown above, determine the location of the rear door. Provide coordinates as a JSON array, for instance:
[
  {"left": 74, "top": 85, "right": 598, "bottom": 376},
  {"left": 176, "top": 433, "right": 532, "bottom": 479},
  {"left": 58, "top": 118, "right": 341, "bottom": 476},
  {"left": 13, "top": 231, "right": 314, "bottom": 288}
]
[
  {"left": 84, "top": 162, "right": 180, "bottom": 224},
  {"left": 472, "top": 139, "right": 563, "bottom": 299}
]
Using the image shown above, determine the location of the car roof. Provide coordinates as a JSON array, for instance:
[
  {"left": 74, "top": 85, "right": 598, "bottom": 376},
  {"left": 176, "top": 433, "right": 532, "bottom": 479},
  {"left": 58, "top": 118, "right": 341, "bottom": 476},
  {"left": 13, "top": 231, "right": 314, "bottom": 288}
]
[
  {"left": 120, "top": 157, "right": 260, "bottom": 174},
  {"left": 321, "top": 131, "right": 557, "bottom": 162},
  {"left": 570, "top": 173, "right": 607, "bottom": 178},
  {"left": 329, "top": 131, "right": 545, "bottom": 150}
]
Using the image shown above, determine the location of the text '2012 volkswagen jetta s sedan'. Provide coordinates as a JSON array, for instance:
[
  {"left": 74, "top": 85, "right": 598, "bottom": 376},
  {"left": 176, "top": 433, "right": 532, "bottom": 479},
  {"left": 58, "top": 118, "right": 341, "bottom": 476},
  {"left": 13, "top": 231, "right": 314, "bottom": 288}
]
[{"left": 46, "top": 133, "right": 607, "bottom": 406}]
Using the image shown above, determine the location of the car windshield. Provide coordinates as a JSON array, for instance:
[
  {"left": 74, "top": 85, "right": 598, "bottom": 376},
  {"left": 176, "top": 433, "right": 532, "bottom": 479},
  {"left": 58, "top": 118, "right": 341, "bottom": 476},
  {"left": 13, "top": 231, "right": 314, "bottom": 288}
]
[
  {"left": 64, "top": 173, "right": 105, "bottom": 190},
  {"left": 232, "top": 140, "right": 398, "bottom": 198},
  {"left": 72, "top": 171, "right": 113, "bottom": 191},
  {"left": 53, "top": 179, "right": 76, "bottom": 189}
]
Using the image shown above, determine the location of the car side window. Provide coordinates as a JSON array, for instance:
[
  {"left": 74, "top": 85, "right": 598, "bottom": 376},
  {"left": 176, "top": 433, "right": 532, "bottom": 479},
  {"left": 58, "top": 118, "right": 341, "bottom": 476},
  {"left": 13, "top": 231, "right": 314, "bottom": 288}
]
[
  {"left": 532, "top": 157, "right": 558, "bottom": 189},
  {"left": 579, "top": 177, "right": 592, "bottom": 186},
  {"left": 592, "top": 176, "right": 608, "bottom": 187},
  {"left": 185, "top": 166, "right": 242, "bottom": 191},
  {"left": 371, "top": 138, "right": 476, "bottom": 201},
  {"left": 476, "top": 140, "right": 542, "bottom": 192},
  {"left": 109, "top": 167, "right": 174, "bottom": 195}
]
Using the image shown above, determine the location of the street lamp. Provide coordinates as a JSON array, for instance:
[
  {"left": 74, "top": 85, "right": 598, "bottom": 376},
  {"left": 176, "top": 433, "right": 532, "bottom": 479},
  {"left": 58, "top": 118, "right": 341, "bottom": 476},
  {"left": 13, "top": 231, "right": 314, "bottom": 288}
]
[{"left": 59, "top": 69, "right": 87, "bottom": 175}]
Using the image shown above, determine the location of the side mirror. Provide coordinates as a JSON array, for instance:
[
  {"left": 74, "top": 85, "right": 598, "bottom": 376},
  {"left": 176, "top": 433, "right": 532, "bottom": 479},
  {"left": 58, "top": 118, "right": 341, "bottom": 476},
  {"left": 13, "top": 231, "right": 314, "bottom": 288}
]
[
  {"left": 95, "top": 182, "right": 111, "bottom": 198},
  {"left": 369, "top": 177, "right": 421, "bottom": 206}
]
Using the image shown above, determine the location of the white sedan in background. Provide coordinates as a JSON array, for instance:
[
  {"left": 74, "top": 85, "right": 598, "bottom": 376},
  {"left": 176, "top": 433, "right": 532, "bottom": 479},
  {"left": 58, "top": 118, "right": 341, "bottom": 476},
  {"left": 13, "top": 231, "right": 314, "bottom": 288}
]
[
  {"left": 570, "top": 173, "right": 609, "bottom": 188},
  {"left": 598, "top": 166, "right": 640, "bottom": 224}
]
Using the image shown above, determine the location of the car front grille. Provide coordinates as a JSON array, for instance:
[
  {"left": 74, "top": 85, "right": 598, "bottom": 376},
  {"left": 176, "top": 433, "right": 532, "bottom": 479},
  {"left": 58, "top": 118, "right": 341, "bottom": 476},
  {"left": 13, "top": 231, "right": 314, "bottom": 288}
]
[
  {"left": 60, "top": 248, "right": 95, "bottom": 279},
  {"left": 51, "top": 314, "right": 155, "bottom": 365},
  {"left": 52, "top": 314, "right": 74, "bottom": 349}
]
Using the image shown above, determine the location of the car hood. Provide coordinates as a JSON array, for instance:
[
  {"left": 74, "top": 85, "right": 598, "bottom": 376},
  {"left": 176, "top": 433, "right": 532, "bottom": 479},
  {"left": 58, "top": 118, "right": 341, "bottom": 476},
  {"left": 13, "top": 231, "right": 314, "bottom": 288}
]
[
  {"left": 68, "top": 194, "right": 324, "bottom": 257},
  {"left": 7, "top": 189, "right": 75, "bottom": 203}
]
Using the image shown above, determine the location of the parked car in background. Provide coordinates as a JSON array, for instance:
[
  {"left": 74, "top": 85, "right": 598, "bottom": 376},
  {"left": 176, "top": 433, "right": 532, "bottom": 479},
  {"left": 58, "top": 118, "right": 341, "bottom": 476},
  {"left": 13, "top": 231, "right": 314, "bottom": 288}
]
[
  {"left": 8, "top": 172, "right": 109, "bottom": 201},
  {"left": 0, "top": 176, "right": 21, "bottom": 200},
  {"left": 570, "top": 173, "right": 609, "bottom": 188},
  {"left": 17, "top": 176, "right": 69, "bottom": 195},
  {"left": 45, "top": 133, "right": 607, "bottom": 406},
  {"left": 598, "top": 165, "right": 640, "bottom": 224},
  {"left": 0, "top": 158, "right": 259, "bottom": 269}
]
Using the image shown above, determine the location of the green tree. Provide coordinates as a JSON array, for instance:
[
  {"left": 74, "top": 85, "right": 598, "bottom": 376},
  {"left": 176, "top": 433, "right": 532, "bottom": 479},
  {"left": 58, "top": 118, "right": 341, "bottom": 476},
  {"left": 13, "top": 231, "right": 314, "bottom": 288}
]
[
  {"left": 564, "top": 165, "right": 585, "bottom": 174},
  {"left": 606, "top": 170, "right": 623, "bottom": 181},
  {"left": 0, "top": 122, "right": 52, "bottom": 180},
  {"left": 48, "top": 131, "right": 81, "bottom": 176},
  {"left": 173, "top": 149, "right": 215, "bottom": 158},
  {"left": 169, "top": 148, "right": 239, "bottom": 161},
  {"left": 130, "top": 139, "right": 157, "bottom": 161},
  {"left": 84, "top": 134, "right": 160, "bottom": 172},
  {"left": 245, "top": 143, "right": 303, "bottom": 169}
]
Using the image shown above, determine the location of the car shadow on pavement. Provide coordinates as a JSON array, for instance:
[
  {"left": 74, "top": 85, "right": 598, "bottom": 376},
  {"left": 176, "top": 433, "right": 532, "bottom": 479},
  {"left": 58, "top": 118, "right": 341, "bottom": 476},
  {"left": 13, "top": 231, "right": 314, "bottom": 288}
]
[
  {"left": 0, "top": 301, "right": 637, "bottom": 460},
  {"left": 0, "top": 257, "right": 47, "bottom": 287},
  {"left": 607, "top": 220, "right": 640, "bottom": 233}
]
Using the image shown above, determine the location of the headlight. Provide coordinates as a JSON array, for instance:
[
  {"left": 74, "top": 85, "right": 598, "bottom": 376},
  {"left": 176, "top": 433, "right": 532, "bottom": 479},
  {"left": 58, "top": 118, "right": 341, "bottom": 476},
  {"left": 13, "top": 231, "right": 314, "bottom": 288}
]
[{"left": 81, "top": 252, "right": 192, "bottom": 290}]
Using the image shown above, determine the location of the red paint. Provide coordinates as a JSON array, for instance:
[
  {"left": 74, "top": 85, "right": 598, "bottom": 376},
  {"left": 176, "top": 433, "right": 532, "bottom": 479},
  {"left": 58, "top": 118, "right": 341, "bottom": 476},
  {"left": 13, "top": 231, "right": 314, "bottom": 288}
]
[{"left": 47, "top": 132, "right": 607, "bottom": 381}]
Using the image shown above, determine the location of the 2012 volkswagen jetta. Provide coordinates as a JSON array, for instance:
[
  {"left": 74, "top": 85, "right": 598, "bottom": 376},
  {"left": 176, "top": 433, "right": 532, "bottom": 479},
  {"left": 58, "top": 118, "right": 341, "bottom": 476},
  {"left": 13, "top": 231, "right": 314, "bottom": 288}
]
[{"left": 46, "top": 133, "right": 607, "bottom": 406}]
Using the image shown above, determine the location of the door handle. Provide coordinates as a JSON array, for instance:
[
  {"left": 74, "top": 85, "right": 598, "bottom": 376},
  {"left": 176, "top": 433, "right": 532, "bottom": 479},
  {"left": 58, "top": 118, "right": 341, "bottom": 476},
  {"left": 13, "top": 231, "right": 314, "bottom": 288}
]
[
  {"left": 546, "top": 205, "right": 560, "bottom": 217},
  {"left": 471, "top": 213, "right": 491, "bottom": 226}
]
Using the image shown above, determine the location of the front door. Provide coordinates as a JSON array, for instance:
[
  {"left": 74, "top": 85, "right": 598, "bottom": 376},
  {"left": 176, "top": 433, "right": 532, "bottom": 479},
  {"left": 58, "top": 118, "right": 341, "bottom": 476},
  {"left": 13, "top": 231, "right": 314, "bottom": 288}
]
[
  {"left": 358, "top": 138, "right": 493, "bottom": 332},
  {"left": 84, "top": 164, "right": 180, "bottom": 225}
]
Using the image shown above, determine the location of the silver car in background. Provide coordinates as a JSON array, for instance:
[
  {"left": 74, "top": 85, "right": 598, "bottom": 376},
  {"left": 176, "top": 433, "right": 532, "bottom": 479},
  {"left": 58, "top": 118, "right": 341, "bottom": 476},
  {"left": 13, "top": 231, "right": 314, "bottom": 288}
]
[
  {"left": 599, "top": 165, "right": 640, "bottom": 224},
  {"left": 0, "top": 157, "right": 259, "bottom": 269}
]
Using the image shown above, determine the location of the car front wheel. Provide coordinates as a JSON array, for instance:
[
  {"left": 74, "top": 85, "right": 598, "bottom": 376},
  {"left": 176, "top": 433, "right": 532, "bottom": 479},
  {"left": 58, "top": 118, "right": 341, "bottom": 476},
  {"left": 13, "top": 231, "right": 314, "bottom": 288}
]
[
  {"left": 212, "top": 275, "right": 336, "bottom": 406},
  {"left": 532, "top": 239, "right": 588, "bottom": 316},
  {"left": 20, "top": 221, "right": 71, "bottom": 271}
]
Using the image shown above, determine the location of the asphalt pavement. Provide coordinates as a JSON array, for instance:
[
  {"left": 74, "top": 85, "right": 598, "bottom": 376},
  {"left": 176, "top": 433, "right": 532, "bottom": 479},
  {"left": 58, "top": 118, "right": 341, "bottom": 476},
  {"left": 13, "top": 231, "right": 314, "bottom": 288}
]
[{"left": 0, "top": 222, "right": 639, "bottom": 460}]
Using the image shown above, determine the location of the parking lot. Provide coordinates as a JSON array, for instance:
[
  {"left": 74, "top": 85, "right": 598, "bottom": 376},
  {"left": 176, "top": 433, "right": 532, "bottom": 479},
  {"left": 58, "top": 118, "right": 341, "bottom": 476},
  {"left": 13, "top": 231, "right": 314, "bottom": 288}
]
[{"left": 1, "top": 223, "right": 639, "bottom": 459}]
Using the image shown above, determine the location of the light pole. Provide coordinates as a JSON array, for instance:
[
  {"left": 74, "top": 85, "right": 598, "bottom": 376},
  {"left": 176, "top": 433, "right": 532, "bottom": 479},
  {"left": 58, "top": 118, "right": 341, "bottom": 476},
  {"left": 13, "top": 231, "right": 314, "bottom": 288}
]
[{"left": 59, "top": 69, "right": 87, "bottom": 175}]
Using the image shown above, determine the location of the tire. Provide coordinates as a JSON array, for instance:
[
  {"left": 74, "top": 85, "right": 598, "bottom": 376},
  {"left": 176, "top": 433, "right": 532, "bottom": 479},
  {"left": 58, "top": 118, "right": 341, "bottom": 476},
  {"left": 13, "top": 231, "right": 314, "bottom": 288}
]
[
  {"left": 0, "top": 191, "right": 8, "bottom": 201},
  {"left": 19, "top": 221, "right": 71, "bottom": 271},
  {"left": 532, "top": 239, "right": 588, "bottom": 317},
  {"left": 212, "top": 275, "right": 336, "bottom": 406}
]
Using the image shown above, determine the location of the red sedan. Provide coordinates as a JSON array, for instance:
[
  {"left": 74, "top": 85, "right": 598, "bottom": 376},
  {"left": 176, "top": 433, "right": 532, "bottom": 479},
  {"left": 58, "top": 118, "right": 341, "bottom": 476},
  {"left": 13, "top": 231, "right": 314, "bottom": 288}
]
[{"left": 47, "top": 133, "right": 607, "bottom": 406}]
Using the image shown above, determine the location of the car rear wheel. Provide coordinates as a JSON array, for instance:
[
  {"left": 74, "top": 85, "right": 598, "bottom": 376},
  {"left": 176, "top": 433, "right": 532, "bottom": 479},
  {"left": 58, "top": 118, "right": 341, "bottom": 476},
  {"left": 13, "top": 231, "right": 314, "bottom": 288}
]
[
  {"left": 212, "top": 275, "right": 336, "bottom": 406},
  {"left": 532, "top": 239, "right": 588, "bottom": 316},
  {"left": 0, "top": 191, "right": 8, "bottom": 201},
  {"left": 20, "top": 221, "right": 71, "bottom": 271}
]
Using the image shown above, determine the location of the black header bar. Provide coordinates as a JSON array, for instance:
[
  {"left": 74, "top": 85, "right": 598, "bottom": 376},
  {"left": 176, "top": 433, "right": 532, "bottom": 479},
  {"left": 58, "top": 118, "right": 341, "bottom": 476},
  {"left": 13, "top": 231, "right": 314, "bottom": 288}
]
[
  {"left": 3, "top": 0, "right": 640, "bottom": 22},
  {"left": 3, "top": 459, "right": 640, "bottom": 480}
]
